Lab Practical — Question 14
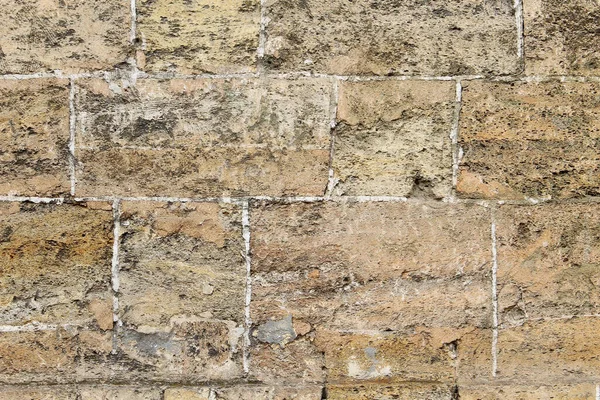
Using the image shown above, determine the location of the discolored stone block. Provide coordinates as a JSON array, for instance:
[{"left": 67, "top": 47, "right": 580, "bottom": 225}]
[
  {"left": 326, "top": 383, "right": 456, "bottom": 400},
  {"left": 458, "top": 81, "right": 600, "bottom": 199},
  {"left": 497, "top": 317, "right": 600, "bottom": 382},
  {"left": 250, "top": 202, "right": 492, "bottom": 332},
  {"left": 524, "top": 0, "right": 600, "bottom": 75},
  {"left": 136, "top": 0, "right": 260, "bottom": 74},
  {"left": 0, "top": 79, "right": 70, "bottom": 196},
  {"left": 460, "top": 383, "right": 596, "bottom": 400},
  {"left": 74, "top": 78, "right": 332, "bottom": 197},
  {"left": 80, "top": 387, "right": 161, "bottom": 400},
  {"left": 496, "top": 203, "right": 600, "bottom": 327},
  {"left": 263, "top": 0, "right": 519, "bottom": 75},
  {"left": 0, "top": 202, "right": 113, "bottom": 328},
  {"left": 0, "top": 0, "right": 131, "bottom": 74},
  {"left": 332, "top": 80, "right": 455, "bottom": 197},
  {"left": 0, "top": 386, "right": 78, "bottom": 400}
]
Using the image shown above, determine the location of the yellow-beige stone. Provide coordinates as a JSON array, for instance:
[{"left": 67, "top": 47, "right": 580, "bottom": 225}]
[
  {"left": 333, "top": 80, "right": 454, "bottom": 197},
  {"left": 0, "top": 79, "right": 70, "bottom": 196},
  {"left": 458, "top": 81, "right": 600, "bottom": 199}
]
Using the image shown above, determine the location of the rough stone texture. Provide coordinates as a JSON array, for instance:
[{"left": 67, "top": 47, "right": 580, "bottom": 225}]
[
  {"left": 332, "top": 80, "right": 454, "bottom": 197},
  {"left": 524, "top": 0, "right": 600, "bottom": 75},
  {"left": 0, "top": 386, "right": 78, "bottom": 400},
  {"left": 263, "top": 0, "right": 519, "bottom": 75},
  {"left": 496, "top": 203, "right": 600, "bottom": 327},
  {"left": 0, "top": 327, "right": 112, "bottom": 383},
  {"left": 460, "top": 383, "right": 596, "bottom": 399},
  {"left": 325, "top": 383, "right": 456, "bottom": 400},
  {"left": 74, "top": 78, "right": 332, "bottom": 197},
  {"left": 115, "top": 201, "right": 244, "bottom": 382},
  {"left": 213, "top": 386, "right": 322, "bottom": 399},
  {"left": 0, "top": 202, "right": 113, "bottom": 328},
  {"left": 136, "top": 0, "right": 260, "bottom": 74},
  {"left": 0, "top": 79, "right": 70, "bottom": 196},
  {"left": 251, "top": 202, "right": 492, "bottom": 332},
  {"left": 80, "top": 387, "right": 161, "bottom": 400},
  {"left": 0, "top": 0, "right": 131, "bottom": 74},
  {"left": 164, "top": 388, "right": 211, "bottom": 400},
  {"left": 497, "top": 317, "right": 600, "bottom": 382},
  {"left": 458, "top": 81, "right": 600, "bottom": 199}
]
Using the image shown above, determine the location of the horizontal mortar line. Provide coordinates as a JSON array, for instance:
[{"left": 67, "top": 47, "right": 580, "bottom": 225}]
[
  {"left": 0, "top": 323, "right": 59, "bottom": 332},
  {"left": 76, "top": 144, "right": 329, "bottom": 151},
  {"left": 1, "top": 195, "right": 600, "bottom": 205},
  {"left": 0, "top": 381, "right": 325, "bottom": 391},
  {"left": 5, "top": 70, "right": 600, "bottom": 82}
]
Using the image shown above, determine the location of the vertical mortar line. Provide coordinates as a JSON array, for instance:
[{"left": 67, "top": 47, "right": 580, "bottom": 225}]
[
  {"left": 69, "top": 78, "right": 76, "bottom": 196},
  {"left": 515, "top": 0, "right": 524, "bottom": 60},
  {"left": 111, "top": 199, "right": 122, "bottom": 354},
  {"left": 490, "top": 207, "right": 499, "bottom": 377},
  {"left": 130, "top": 0, "right": 137, "bottom": 44},
  {"left": 596, "top": 384, "right": 600, "bottom": 400},
  {"left": 242, "top": 200, "right": 252, "bottom": 374},
  {"left": 450, "top": 80, "right": 463, "bottom": 198},
  {"left": 325, "top": 78, "right": 340, "bottom": 198}
]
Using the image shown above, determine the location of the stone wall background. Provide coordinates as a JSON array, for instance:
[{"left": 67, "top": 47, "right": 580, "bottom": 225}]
[{"left": 0, "top": 0, "right": 599, "bottom": 398}]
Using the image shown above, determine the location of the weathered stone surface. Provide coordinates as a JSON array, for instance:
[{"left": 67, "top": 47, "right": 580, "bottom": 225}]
[
  {"left": 213, "top": 386, "right": 322, "bottom": 399},
  {"left": 118, "top": 201, "right": 244, "bottom": 327},
  {"left": 458, "top": 81, "right": 600, "bottom": 199},
  {"left": 0, "top": 202, "right": 113, "bottom": 328},
  {"left": 0, "top": 386, "right": 77, "bottom": 400},
  {"left": 460, "top": 383, "right": 596, "bottom": 399},
  {"left": 80, "top": 387, "right": 161, "bottom": 400},
  {"left": 332, "top": 80, "right": 454, "bottom": 197},
  {"left": 117, "top": 320, "right": 243, "bottom": 382},
  {"left": 0, "top": 0, "right": 131, "bottom": 74},
  {"left": 263, "top": 0, "right": 519, "bottom": 75},
  {"left": 0, "top": 327, "right": 112, "bottom": 383},
  {"left": 164, "top": 388, "right": 211, "bottom": 400},
  {"left": 326, "top": 383, "right": 456, "bottom": 400},
  {"left": 249, "top": 337, "right": 325, "bottom": 385},
  {"left": 497, "top": 317, "right": 600, "bottom": 381},
  {"left": 251, "top": 202, "right": 492, "bottom": 332},
  {"left": 315, "top": 330, "right": 456, "bottom": 384},
  {"left": 136, "top": 0, "right": 259, "bottom": 73},
  {"left": 524, "top": 0, "right": 600, "bottom": 75},
  {"left": 496, "top": 203, "right": 600, "bottom": 327},
  {"left": 74, "top": 78, "right": 332, "bottom": 197},
  {"left": 0, "top": 79, "right": 70, "bottom": 196}
]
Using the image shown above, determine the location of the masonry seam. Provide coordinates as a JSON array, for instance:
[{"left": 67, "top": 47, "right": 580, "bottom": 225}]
[
  {"left": 111, "top": 199, "right": 122, "bottom": 354},
  {"left": 450, "top": 80, "right": 462, "bottom": 199},
  {"left": 515, "top": 0, "right": 524, "bottom": 61},
  {"left": 491, "top": 208, "right": 499, "bottom": 378},
  {"left": 325, "top": 78, "right": 340, "bottom": 198},
  {"left": 242, "top": 201, "right": 252, "bottom": 375},
  {"left": 68, "top": 79, "right": 76, "bottom": 196}
]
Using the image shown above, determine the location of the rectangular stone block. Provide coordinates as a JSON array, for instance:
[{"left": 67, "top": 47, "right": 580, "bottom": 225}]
[
  {"left": 497, "top": 317, "right": 600, "bottom": 382},
  {"left": 212, "top": 386, "right": 322, "bottom": 399},
  {"left": 136, "top": 0, "right": 260, "bottom": 73},
  {"left": 0, "top": 386, "right": 78, "bottom": 400},
  {"left": 524, "top": 0, "right": 600, "bottom": 75},
  {"left": 332, "top": 80, "right": 454, "bottom": 197},
  {"left": 326, "top": 383, "right": 455, "bottom": 400},
  {"left": 496, "top": 203, "right": 600, "bottom": 327},
  {"left": 460, "top": 383, "right": 596, "bottom": 400},
  {"left": 80, "top": 387, "right": 161, "bottom": 400},
  {"left": 115, "top": 201, "right": 244, "bottom": 382},
  {"left": 264, "top": 0, "right": 519, "bottom": 75},
  {"left": 164, "top": 388, "right": 211, "bottom": 400},
  {"left": 0, "top": 79, "right": 70, "bottom": 196},
  {"left": 314, "top": 329, "right": 457, "bottom": 384},
  {"left": 0, "top": 327, "right": 112, "bottom": 383},
  {"left": 251, "top": 202, "right": 492, "bottom": 333},
  {"left": 458, "top": 81, "right": 600, "bottom": 199},
  {"left": 0, "top": 202, "right": 113, "bottom": 329},
  {"left": 0, "top": 0, "right": 131, "bottom": 74},
  {"left": 74, "top": 78, "right": 332, "bottom": 197}
]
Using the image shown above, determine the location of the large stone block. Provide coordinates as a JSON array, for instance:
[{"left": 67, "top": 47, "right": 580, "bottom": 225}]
[
  {"left": 458, "top": 81, "right": 600, "bottom": 199},
  {"left": 74, "top": 78, "right": 332, "bottom": 197},
  {"left": 0, "top": 79, "right": 70, "bottom": 196}
]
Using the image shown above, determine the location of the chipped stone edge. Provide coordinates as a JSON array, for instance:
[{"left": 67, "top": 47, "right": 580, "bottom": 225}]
[{"left": 242, "top": 201, "right": 252, "bottom": 374}]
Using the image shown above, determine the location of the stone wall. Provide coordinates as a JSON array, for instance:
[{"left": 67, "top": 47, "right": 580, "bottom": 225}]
[{"left": 0, "top": 0, "right": 599, "bottom": 398}]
